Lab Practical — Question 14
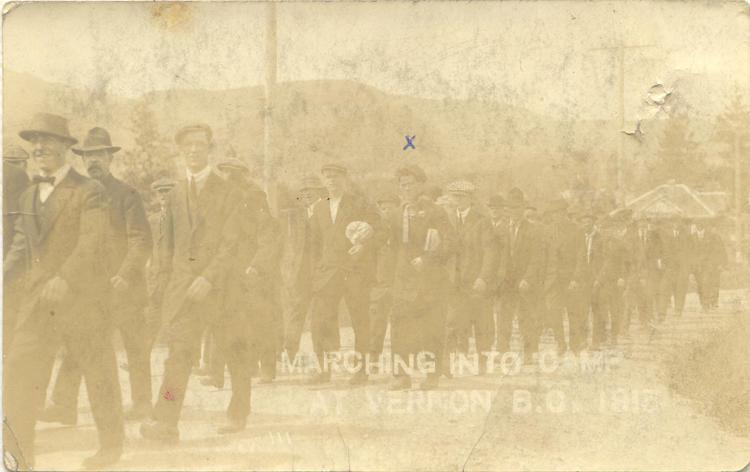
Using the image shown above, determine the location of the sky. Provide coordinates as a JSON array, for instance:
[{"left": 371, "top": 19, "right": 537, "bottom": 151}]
[{"left": 3, "top": 1, "right": 749, "bottom": 121}]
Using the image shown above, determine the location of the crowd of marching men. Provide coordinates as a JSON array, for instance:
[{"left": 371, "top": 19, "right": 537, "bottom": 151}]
[{"left": 2, "top": 113, "right": 729, "bottom": 469}]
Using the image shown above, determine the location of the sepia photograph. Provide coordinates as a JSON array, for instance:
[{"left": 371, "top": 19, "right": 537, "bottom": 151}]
[{"left": 2, "top": 1, "right": 750, "bottom": 470}]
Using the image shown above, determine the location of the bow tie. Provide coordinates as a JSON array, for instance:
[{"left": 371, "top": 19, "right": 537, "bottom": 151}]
[{"left": 32, "top": 175, "right": 55, "bottom": 185}]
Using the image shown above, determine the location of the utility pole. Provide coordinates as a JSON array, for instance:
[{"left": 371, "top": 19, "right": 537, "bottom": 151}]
[
  {"left": 589, "top": 43, "right": 654, "bottom": 204},
  {"left": 263, "top": 2, "right": 278, "bottom": 215}
]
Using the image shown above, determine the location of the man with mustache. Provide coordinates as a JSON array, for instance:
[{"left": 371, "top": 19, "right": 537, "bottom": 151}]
[
  {"left": 140, "top": 123, "right": 241, "bottom": 442},
  {"left": 3, "top": 113, "right": 124, "bottom": 469},
  {"left": 41, "top": 127, "right": 154, "bottom": 428}
]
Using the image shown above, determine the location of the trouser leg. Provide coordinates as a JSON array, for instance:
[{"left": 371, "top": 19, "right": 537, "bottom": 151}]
[
  {"left": 49, "top": 352, "right": 83, "bottom": 413},
  {"left": 152, "top": 305, "right": 204, "bottom": 428},
  {"left": 118, "top": 306, "right": 153, "bottom": 407}
]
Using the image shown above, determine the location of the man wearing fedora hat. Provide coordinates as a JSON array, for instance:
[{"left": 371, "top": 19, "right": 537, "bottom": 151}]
[
  {"left": 41, "top": 127, "right": 154, "bottom": 427},
  {"left": 541, "top": 197, "right": 584, "bottom": 355},
  {"left": 4, "top": 113, "right": 124, "bottom": 469},
  {"left": 498, "top": 187, "right": 544, "bottom": 363},
  {"left": 307, "top": 162, "right": 383, "bottom": 385},
  {"left": 141, "top": 123, "right": 242, "bottom": 442}
]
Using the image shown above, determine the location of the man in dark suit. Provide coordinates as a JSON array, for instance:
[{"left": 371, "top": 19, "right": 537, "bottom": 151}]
[
  {"left": 692, "top": 218, "right": 727, "bottom": 311},
  {"left": 542, "top": 198, "right": 584, "bottom": 355},
  {"left": 279, "top": 176, "right": 323, "bottom": 364},
  {"left": 212, "top": 157, "right": 280, "bottom": 433},
  {"left": 626, "top": 216, "right": 664, "bottom": 326},
  {"left": 140, "top": 124, "right": 241, "bottom": 442},
  {"left": 3, "top": 113, "right": 124, "bottom": 469},
  {"left": 499, "top": 188, "right": 544, "bottom": 363},
  {"left": 307, "top": 163, "right": 383, "bottom": 384},
  {"left": 658, "top": 217, "right": 692, "bottom": 319},
  {"left": 40, "top": 127, "right": 154, "bottom": 426},
  {"left": 444, "top": 180, "right": 498, "bottom": 370},
  {"left": 389, "top": 164, "right": 457, "bottom": 389}
]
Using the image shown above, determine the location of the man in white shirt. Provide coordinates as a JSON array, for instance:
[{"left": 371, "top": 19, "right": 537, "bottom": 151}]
[
  {"left": 4, "top": 113, "right": 124, "bottom": 469},
  {"left": 307, "top": 162, "right": 383, "bottom": 385}
]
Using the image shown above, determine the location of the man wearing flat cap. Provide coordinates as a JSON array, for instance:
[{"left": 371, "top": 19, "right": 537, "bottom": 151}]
[
  {"left": 444, "top": 180, "right": 499, "bottom": 372},
  {"left": 42, "top": 127, "right": 154, "bottom": 429},
  {"left": 388, "top": 165, "right": 457, "bottom": 390},
  {"left": 279, "top": 175, "right": 323, "bottom": 363},
  {"left": 141, "top": 123, "right": 242, "bottom": 441},
  {"left": 497, "top": 187, "right": 545, "bottom": 363},
  {"left": 4, "top": 113, "right": 124, "bottom": 469},
  {"left": 541, "top": 197, "right": 584, "bottom": 355},
  {"left": 307, "top": 162, "right": 384, "bottom": 384}
]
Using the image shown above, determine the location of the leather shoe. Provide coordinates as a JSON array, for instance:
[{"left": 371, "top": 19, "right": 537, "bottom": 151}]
[
  {"left": 39, "top": 405, "right": 77, "bottom": 426},
  {"left": 140, "top": 419, "right": 179, "bottom": 444},
  {"left": 217, "top": 418, "right": 246, "bottom": 435},
  {"left": 200, "top": 376, "right": 224, "bottom": 389},
  {"left": 82, "top": 447, "right": 122, "bottom": 470}
]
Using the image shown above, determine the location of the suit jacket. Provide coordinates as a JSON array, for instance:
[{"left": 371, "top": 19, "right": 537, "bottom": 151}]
[
  {"left": 573, "top": 229, "right": 608, "bottom": 288},
  {"left": 660, "top": 227, "right": 692, "bottom": 274},
  {"left": 447, "top": 208, "right": 499, "bottom": 293},
  {"left": 309, "top": 192, "right": 383, "bottom": 292},
  {"left": 390, "top": 197, "right": 458, "bottom": 306},
  {"left": 501, "top": 218, "right": 544, "bottom": 291},
  {"left": 693, "top": 230, "right": 727, "bottom": 269},
  {"left": 279, "top": 206, "right": 313, "bottom": 292},
  {"left": 3, "top": 163, "right": 29, "bottom": 257},
  {"left": 4, "top": 168, "right": 109, "bottom": 330},
  {"left": 543, "top": 218, "right": 584, "bottom": 294},
  {"left": 159, "top": 171, "right": 241, "bottom": 322},
  {"left": 99, "top": 173, "right": 152, "bottom": 309}
]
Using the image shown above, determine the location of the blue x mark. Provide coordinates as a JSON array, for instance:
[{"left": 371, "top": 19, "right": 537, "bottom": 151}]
[{"left": 403, "top": 135, "right": 416, "bottom": 150}]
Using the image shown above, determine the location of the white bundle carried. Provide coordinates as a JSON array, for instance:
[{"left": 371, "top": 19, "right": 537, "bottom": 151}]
[
  {"left": 345, "top": 221, "right": 374, "bottom": 246},
  {"left": 424, "top": 228, "right": 441, "bottom": 252}
]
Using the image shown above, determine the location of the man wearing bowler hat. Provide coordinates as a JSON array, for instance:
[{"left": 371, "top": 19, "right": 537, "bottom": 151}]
[
  {"left": 541, "top": 198, "right": 584, "bottom": 355},
  {"left": 140, "top": 123, "right": 241, "bottom": 441},
  {"left": 41, "top": 127, "right": 154, "bottom": 426},
  {"left": 307, "top": 162, "right": 383, "bottom": 384},
  {"left": 3, "top": 113, "right": 124, "bottom": 469},
  {"left": 498, "top": 188, "right": 544, "bottom": 363}
]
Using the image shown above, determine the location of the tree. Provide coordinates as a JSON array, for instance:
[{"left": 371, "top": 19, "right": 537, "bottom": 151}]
[
  {"left": 715, "top": 88, "right": 750, "bottom": 205},
  {"left": 653, "top": 113, "right": 707, "bottom": 187},
  {"left": 112, "top": 99, "right": 175, "bottom": 211}
]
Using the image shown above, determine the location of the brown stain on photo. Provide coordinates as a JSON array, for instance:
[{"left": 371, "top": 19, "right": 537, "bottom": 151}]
[{"left": 150, "top": 3, "right": 193, "bottom": 32}]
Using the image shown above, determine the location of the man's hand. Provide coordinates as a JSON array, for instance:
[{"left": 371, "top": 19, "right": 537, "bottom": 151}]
[
  {"left": 472, "top": 278, "right": 487, "bottom": 293},
  {"left": 348, "top": 244, "right": 364, "bottom": 256},
  {"left": 187, "top": 276, "right": 212, "bottom": 302},
  {"left": 518, "top": 279, "right": 530, "bottom": 291},
  {"left": 41, "top": 276, "right": 70, "bottom": 304},
  {"left": 568, "top": 280, "right": 578, "bottom": 291},
  {"left": 411, "top": 257, "right": 424, "bottom": 272},
  {"left": 617, "top": 278, "right": 626, "bottom": 288},
  {"left": 639, "top": 278, "right": 647, "bottom": 286},
  {"left": 110, "top": 275, "right": 129, "bottom": 292}
]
